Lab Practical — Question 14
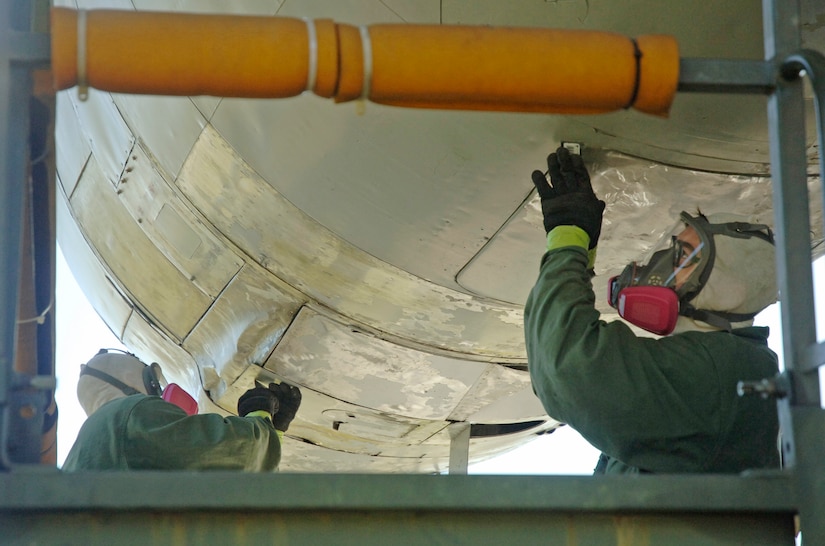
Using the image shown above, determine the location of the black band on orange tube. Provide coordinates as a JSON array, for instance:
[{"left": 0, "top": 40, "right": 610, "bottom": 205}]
[{"left": 624, "top": 38, "right": 643, "bottom": 109}]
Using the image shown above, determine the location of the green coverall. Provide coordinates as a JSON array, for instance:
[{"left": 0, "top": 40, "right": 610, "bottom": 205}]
[
  {"left": 62, "top": 394, "right": 281, "bottom": 471},
  {"left": 524, "top": 234, "right": 780, "bottom": 474}
]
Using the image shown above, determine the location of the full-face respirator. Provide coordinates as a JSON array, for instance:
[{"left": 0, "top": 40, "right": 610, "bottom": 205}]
[{"left": 608, "top": 211, "right": 776, "bottom": 335}]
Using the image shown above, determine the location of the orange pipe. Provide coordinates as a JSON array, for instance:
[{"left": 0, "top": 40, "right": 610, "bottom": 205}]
[
  {"left": 51, "top": 8, "right": 317, "bottom": 98},
  {"left": 365, "top": 25, "right": 678, "bottom": 115},
  {"left": 50, "top": 8, "right": 679, "bottom": 117}
]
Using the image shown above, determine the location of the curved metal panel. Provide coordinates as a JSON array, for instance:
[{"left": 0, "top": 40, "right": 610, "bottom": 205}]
[
  {"left": 264, "top": 307, "right": 496, "bottom": 420},
  {"left": 114, "top": 143, "right": 244, "bottom": 298},
  {"left": 457, "top": 151, "right": 795, "bottom": 308},
  {"left": 71, "top": 154, "right": 212, "bottom": 340},
  {"left": 210, "top": 98, "right": 538, "bottom": 294},
  {"left": 184, "top": 264, "right": 306, "bottom": 392},
  {"left": 66, "top": 89, "right": 133, "bottom": 185},
  {"left": 121, "top": 311, "right": 201, "bottom": 396},
  {"left": 216, "top": 363, "right": 554, "bottom": 472},
  {"left": 176, "top": 125, "right": 526, "bottom": 361},
  {"left": 56, "top": 182, "right": 133, "bottom": 339},
  {"left": 55, "top": 91, "right": 91, "bottom": 197},
  {"left": 111, "top": 93, "right": 207, "bottom": 181}
]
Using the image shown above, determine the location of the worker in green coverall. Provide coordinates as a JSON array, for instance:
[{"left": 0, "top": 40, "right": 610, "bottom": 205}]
[
  {"left": 62, "top": 349, "right": 301, "bottom": 471},
  {"left": 524, "top": 146, "right": 780, "bottom": 474}
]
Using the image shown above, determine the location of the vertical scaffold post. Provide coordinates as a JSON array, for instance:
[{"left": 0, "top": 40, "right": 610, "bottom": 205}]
[
  {"left": 763, "top": 0, "right": 825, "bottom": 543},
  {"left": 0, "top": 0, "right": 52, "bottom": 469}
]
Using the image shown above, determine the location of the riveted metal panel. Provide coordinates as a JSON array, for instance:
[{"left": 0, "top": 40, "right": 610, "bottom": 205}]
[
  {"left": 113, "top": 143, "right": 244, "bottom": 298},
  {"left": 71, "top": 155, "right": 211, "bottom": 340},
  {"left": 66, "top": 88, "right": 133, "bottom": 185},
  {"left": 111, "top": 93, "right": 207, "bottom": 181},
  {"left": 441, "top": 0, "right": 786, "bottom": 175},
  {"left": 449, "top": 367, "right": 548, "bottom": 424}
]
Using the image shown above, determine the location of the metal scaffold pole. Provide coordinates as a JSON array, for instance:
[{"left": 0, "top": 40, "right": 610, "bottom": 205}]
[
  {"left": 0, "top": 0, "right": 54, "bottom": 470},
  {"left": 763, "top": 0, "right": 825, "bottom": 543}
]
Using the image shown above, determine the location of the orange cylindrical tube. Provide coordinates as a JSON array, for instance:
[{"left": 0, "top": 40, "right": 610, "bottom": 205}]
[
  {"left": 51, "top": 7, "right": 314, "bottom": 98},
  {"left": 634, "top": 34, "right": 680, "bottom": 116},
  {"left": 50, "top": 7, "right": 78, "bottom": 90},
  {"left": 51, "top": 8, "right": 679, "bottom": 116},
  {"left": 335, "top": 23, "right": 366, "bottom": 102},
  {"left": 312, "top": 19, "right": 340, "bottom": 98},
  {"left": 364, "top": 24, "right": 678, "bottom": 116}
]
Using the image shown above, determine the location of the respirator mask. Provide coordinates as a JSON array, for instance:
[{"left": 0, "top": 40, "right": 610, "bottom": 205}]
[
  {"left": 607, "top": 208, "right": 773, "bottom": 335},
  {"left": 608, "top": 211, "right": 774, "bottom": 335}
]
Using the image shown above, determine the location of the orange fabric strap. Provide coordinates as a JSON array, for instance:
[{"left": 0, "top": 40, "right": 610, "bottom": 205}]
[{"left": 51, "top": 7, "right": 679, "bottom": 117}]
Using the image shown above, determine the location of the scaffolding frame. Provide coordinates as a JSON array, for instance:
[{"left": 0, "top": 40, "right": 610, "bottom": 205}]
[{"left": 1, "top": 0, "right": 822, "bottom": 544}]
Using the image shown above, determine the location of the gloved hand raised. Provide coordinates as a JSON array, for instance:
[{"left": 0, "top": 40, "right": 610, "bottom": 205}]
[
  {"left": 268, "top": 382, "right": 302, "bottom": 432},
  {"left": 237, "top": 382, "right": 279, "bottom": 421},
  {"left": 531, "top": 146, "right": 605, "bottom": 249}
]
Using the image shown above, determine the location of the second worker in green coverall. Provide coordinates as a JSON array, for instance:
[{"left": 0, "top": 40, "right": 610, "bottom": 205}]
[
  {"left": 524, "top": 146, "right": 780, "bottom": 474},
  {"left": 63, "top": 349, "right": 301, "bottom": 472}
]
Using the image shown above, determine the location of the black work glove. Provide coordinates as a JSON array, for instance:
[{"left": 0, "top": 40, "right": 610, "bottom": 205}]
[
  {"left": 531, "top": 146, "right": 605, "bottom": 249},
  {"left": 237, "top": 383, "right": 279, "bottom": 421},
  {"left": 268, "top": 382, "right": 302, "bottom": 432}
]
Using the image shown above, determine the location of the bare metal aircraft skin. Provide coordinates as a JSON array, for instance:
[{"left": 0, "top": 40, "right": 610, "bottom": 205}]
[{"left": 55, "top": 0, "right": 824, "bottom": 472}]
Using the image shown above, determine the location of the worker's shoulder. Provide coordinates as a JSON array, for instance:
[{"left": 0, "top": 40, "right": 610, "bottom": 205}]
[
  {"left": 672, "top": 326, "right": 777, "bottom": 375},
  {"left": 729, "top": 325, "right": 771, "bottom": 344},
  {"left": 671, "top": 325, "right": 770, "bottom": 344},
  {"left": 93, "top": 393, "right": 151, "bottom": 412},
  {"left": 94, "top": 393, "right": 175, "bottom": 421}
]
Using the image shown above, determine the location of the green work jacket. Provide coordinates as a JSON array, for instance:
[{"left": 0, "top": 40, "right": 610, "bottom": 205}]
[
  {"left": 62, "top": 394, "right": 281, "bottom": 471},
  {"left": 524, "top": 245, "right": 780, "bottom": 474}
]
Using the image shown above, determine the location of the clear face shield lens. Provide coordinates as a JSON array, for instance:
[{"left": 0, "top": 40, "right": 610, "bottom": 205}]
[
  {"left": 666, "top": 236, "right": 705, "bottom": 287},
  {"left": 616, "top": 220, "right": 707, "bottom": 293}
]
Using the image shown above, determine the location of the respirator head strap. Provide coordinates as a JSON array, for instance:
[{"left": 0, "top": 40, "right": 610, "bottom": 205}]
[
  {"left": 79, "top": 364, "right": 142, "bottom": 396},
  {"left": 679, "top": 304, "right": 758, "bottom": 332},
  {"left": 706, "top": 220, "right": 775, "bottom": 244}
]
